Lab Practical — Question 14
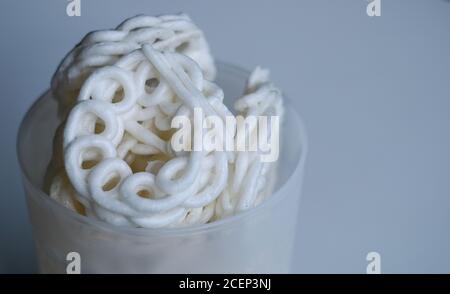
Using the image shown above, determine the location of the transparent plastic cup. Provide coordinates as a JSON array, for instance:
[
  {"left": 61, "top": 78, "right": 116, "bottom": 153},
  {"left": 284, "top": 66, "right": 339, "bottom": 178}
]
[{"left": 17, "top": 63, "right": 307, "bottom": 274}]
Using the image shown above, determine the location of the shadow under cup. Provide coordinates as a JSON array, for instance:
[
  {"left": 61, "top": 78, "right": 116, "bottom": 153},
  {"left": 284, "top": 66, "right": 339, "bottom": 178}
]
[{"left": 17, "top": 63, "right": 307, "bottom": 274}]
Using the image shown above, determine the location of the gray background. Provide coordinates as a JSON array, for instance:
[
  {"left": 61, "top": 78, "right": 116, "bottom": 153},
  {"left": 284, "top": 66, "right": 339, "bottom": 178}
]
[{"left": 1, "top": 0, "right": 449, "bottom": 273}]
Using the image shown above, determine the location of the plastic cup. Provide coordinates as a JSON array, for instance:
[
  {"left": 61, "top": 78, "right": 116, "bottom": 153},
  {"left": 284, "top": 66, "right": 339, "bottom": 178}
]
[{"left": 17, "top": 63, "right": 307, "bottom": 274}]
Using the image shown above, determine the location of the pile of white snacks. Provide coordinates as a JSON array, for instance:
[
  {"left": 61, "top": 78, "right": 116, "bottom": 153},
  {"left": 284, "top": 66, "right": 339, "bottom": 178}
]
[{"left": 46, "top": 14, "right": 283, "bottom": 228}]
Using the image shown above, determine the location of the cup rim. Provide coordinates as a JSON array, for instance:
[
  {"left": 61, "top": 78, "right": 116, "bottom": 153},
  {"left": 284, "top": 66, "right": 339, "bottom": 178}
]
[{"left": 16, "top": 61, "right": 308, "bottom": 237}]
